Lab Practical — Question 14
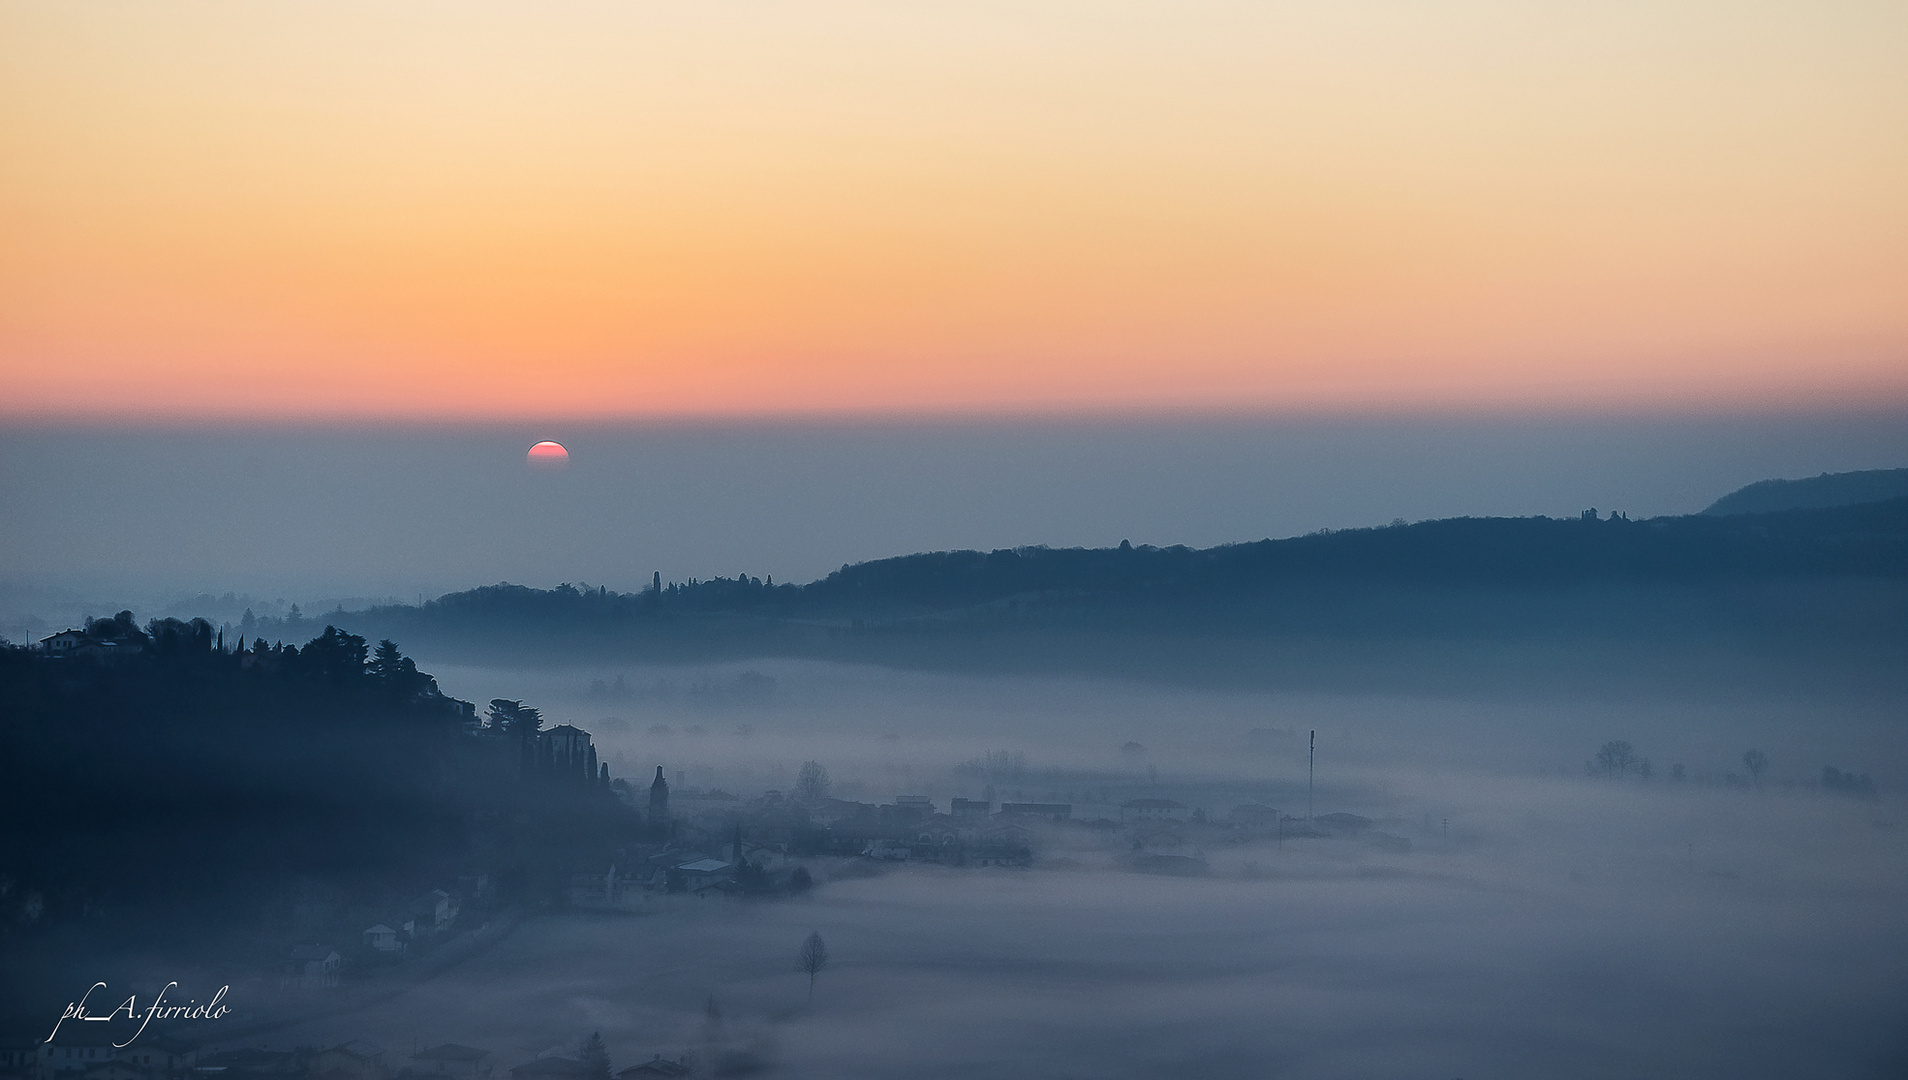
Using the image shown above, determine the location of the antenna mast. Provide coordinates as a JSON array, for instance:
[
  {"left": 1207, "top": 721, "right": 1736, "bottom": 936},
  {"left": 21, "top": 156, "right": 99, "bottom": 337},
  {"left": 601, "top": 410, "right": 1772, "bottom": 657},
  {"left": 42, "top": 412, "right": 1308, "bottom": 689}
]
[{"left": 1308, "top": 729, "right": 1315, "bottom": 822}]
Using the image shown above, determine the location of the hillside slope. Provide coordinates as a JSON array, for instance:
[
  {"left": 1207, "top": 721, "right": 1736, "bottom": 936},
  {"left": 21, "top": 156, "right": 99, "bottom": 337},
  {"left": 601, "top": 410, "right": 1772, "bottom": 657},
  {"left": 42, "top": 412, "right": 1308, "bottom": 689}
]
[{"left": 1705, "top": 467, "right": 1908, "bottom": 516}]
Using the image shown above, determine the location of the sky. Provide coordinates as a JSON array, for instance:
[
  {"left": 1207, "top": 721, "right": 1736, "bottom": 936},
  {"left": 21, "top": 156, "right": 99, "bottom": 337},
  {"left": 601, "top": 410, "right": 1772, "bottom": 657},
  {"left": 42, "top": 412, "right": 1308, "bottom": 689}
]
[
  {"left": 3, "top": 2, "right": 1905, "bottom": 624},
  {"left": 3, "top": 0, "right": 1906, "bottom": 419},
  {"left": 4, "top": 413, "right": 1907, "bottom": 624},
  {"left": 7, "top": 10, "right": 1908, "bottom": 1069}
]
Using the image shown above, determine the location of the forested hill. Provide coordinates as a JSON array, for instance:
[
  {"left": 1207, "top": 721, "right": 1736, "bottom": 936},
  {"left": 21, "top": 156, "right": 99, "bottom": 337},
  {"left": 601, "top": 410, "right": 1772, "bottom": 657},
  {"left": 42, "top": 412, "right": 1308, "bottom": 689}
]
[
  {"left": 1704, "top": 467, "right": 1908, "bottom": 516},
  {"left": 0, "top": 620, "right": 638, "bottom": 1019},
  {"left": 285, "top": 498, "right": 1908, "bottom": 673}
]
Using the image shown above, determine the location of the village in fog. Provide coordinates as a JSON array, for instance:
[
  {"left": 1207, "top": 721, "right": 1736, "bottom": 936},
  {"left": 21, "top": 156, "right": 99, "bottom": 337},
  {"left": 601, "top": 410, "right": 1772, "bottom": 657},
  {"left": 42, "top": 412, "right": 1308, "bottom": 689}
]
[
  {"left": 8, "top": 0, "right": 1908, "bottom": 1069},
  {"left": 10, "top": 625, "right": 1902, "bottom": 1080}
]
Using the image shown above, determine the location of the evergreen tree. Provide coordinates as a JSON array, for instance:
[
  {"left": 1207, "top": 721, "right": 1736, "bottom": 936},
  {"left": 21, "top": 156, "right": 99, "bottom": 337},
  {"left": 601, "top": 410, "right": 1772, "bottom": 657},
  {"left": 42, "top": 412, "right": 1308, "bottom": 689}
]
[
  {"left": 579, "top": 1033, "right": 610, "bottom": 1080},
  {"left": 486, "top": 699, "right": 543, "bottom": 739},
  {"left": 370, "top": 639, "right": 405, "bottom": 682}
]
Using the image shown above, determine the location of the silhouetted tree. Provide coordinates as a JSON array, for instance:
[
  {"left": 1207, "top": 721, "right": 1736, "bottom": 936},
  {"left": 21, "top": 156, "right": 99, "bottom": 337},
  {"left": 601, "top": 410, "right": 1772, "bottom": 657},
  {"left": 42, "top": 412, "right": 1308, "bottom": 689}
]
[
  {"left": 145, "top": 617, "right": 214, "bottom": 658},
  {"left": 370, "top": 639, "right": 405, "bottom": 681},
  {"left": 85, "top": 611, "right": 142, "bottom": 641},
  {"left": 486, "top": 698, "right": 542, "bottom": 739},
  {"left": 1822, "top": 765, "right": 1876, "bottom": 796},
  {"left": 301, "top": 625, "right": 369, "bottom": 683},
  {"left": 798, "top": 931, "right": 828, "bottom": 998},
  {"left": 369, "top": 638, "right": 435, "bottom": 700},
  {"left": 579, "top": 1033, "right": 610, "bottom": 1080},
  {"left": 1594, "top": 740, "right": 1638, "bottom": 777},
  {"left": 1743, "top": 749, "right": 1769, "bottom": 786},
  {"left": 795, "top": 761, "right": 830, "bottom": 804}
]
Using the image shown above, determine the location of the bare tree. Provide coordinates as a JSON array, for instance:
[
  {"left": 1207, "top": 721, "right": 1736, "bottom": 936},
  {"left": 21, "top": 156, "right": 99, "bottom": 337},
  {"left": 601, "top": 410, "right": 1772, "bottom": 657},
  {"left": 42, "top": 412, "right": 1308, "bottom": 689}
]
[
  {"left": 797, "top": 931, "right": 829, "bottom": 999},
  {"left": 795, "top": 761, "right": 831, "bottom": 804},
  {"left": 1743, "top": 749, "right": 1769, "bottom": 786},
  {"left": 982, "top": 749, "right": 1026, "bottom": 779}
]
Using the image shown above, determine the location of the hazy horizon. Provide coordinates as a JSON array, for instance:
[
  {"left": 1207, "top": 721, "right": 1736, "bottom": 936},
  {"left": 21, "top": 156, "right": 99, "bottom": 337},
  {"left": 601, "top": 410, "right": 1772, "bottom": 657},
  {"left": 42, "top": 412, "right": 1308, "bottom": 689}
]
[
  {"left": 8, "top": 3, "right": 1908, "bottom": 1074},
  {"left": 6, "top": 410, "right": 1906, "bottom": 636}
]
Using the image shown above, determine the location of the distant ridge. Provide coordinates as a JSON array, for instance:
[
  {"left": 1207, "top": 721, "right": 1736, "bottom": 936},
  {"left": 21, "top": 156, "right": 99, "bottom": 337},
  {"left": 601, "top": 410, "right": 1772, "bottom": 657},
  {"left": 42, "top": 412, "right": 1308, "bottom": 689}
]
[
  {"left": 1705, "top": 468, "right": 1908, "bottom": 517},
  {"left": 263, "top": 496, "right": 1908, "bottom": 655},
  {"left": 198, "top": 497, "right": 1908, "bottom": 696}
]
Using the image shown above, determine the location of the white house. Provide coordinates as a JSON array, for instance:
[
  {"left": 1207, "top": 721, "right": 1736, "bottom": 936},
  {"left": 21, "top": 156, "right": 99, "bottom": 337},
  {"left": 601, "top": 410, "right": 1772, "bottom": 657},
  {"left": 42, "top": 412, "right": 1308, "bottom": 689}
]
[
  {"left": 115, "top": 1035, "right": 197, "bottom": 1074},
  {"left": 1227, "top": 803, "right": 1282, "bottom": 835},
  {"left": 410, "top": 889, "right": 458, "bottom": 934},
  {"left": 362, "top": 923, "right": 405, "bottom": 954},
  {"left": 285, "top": 945, "right": 342, "bottom": 990},
  {"left": 39, "top": 630, "right": 92, "bottom": 655},
  {"left": 40, "top": 1027, "right": 120, "bottom": 1080}
]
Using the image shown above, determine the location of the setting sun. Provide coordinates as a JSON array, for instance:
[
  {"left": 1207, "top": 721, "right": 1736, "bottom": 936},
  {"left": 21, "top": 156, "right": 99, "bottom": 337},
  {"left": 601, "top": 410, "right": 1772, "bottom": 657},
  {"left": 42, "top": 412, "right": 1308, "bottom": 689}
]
[{"left": 527, "top": 441, "right": 570, "bottom": 468}]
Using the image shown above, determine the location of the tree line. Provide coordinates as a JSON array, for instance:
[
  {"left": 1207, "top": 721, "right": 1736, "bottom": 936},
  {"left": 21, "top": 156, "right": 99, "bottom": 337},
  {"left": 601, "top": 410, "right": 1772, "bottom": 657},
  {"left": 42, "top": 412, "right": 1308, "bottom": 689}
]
[
  {"left": 276, "top": 497, "right": 1908, "bottom": 652},
  {"left": 0, "top": 615, "right": 637, "bottom": 1018}
]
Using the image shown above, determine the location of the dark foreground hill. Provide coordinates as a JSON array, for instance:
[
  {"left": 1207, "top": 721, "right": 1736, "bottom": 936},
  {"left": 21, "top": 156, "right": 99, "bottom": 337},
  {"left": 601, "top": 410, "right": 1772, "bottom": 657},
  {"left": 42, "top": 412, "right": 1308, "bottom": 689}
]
[
  {"left": 285, "top": 499, "right": 1908, "bottom": 700},
  {"left": 0, "top": 623, "right": 639, "bottom": 1019},
  {"left": 1704, "top": 467, "right": 1908, "bottom": 516}
]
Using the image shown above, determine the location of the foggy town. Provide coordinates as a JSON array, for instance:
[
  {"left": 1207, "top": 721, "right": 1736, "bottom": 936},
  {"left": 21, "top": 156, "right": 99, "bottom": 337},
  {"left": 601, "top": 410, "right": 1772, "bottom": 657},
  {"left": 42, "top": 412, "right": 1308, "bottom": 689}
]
[{"left": 7, "top": 2, "right": 1908, "bottom": 1068}]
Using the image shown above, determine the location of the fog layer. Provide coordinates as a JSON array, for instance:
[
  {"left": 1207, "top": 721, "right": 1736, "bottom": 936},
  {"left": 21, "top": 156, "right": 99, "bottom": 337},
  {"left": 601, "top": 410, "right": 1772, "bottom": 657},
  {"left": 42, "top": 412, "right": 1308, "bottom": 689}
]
[{"left": 238, "top": 662, "right": 1908, "bottom": 1079}]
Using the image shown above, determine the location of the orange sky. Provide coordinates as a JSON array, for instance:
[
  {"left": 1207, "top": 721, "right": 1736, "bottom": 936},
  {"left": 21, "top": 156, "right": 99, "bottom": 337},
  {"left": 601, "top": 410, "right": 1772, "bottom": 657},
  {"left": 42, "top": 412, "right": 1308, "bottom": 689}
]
[{"left": 2, "top": 1, "right": 1905, "bottom": 418}]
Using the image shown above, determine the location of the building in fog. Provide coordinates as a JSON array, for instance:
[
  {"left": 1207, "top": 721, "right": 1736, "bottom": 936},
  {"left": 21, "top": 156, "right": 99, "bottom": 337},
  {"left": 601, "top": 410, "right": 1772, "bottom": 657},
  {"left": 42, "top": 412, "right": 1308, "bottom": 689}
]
[
  {"left": 617, "top": 1058, "right": 691, "bottom": 1080},
  {"left": 411, "top": 1045, "right": 492, "bottom": 1079},
  {"left": 284, "top": 945, "right": 341, "bottom": 990},
  {"left": 1120, "top": 798, "right": 1190, "bottom": 823},
  {"left": 361, "top": 922, "right": 406, "bottom": 954},
  {"left": 311, "top": 1043, "right": 383, "bottom": 1080},
  {"left": 1227, "top": 803, "right": 1282, "bottom": 835},
  {"left": 998, "top": 802, "right": 1071, "bottom": 822},
  {"left": 649, "top": 766, "right": 669, "bottom": 819},
  {"left": 409, "top": 889, "right": 459, "bottom": 936},
  {"left": 541, "top": 725, "right": 597, "bottom": 782}
]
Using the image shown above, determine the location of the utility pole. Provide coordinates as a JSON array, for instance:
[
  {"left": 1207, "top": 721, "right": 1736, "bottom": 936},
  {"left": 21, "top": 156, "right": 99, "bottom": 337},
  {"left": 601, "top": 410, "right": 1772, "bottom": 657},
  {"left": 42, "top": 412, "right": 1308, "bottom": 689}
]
[{"left": 1308, "top": 730, "right": 1315, "bottom": 822}]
